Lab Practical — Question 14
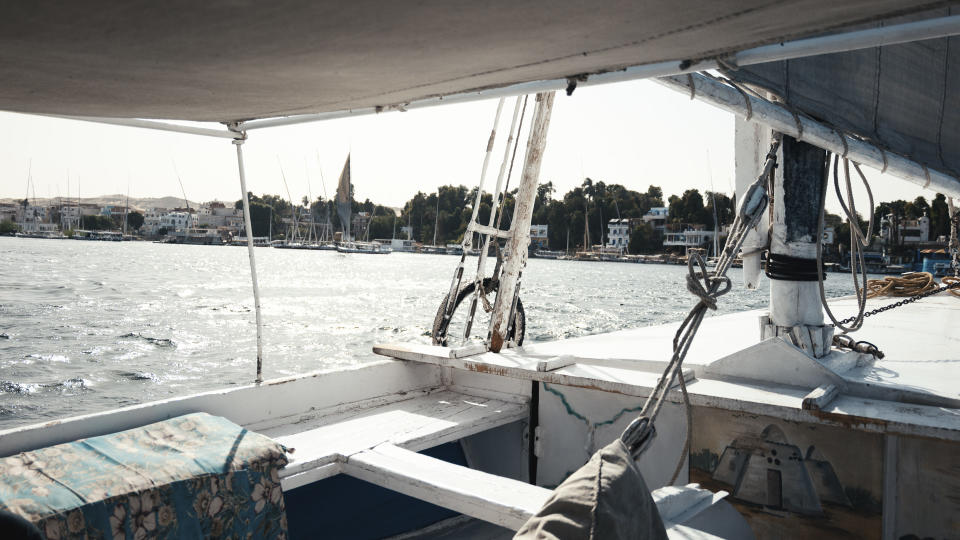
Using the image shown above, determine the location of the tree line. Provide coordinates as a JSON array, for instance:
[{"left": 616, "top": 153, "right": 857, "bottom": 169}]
[{"left": 237, "top": 179, "right": 736, "bottom": 252}]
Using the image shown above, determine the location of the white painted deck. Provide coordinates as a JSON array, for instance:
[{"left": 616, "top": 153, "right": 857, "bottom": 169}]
[
  {"left": 376, "top": 293, "right": 960, "bottom": 442},
  {"left": 265, "top": 390, "right": 528, "bottom": 490}
]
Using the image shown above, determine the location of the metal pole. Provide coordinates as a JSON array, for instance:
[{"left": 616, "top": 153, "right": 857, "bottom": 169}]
[
  {"left": 488, "top": 92, "right": 555, "bottom": 352},
  {"left": 232, "top": 135, "right": 264, "bottom": 382},
  {"left": 43, "top": 115, "right": 237, "bottom": 138},
  {"left": 733, "top": 15, "right": 960, "bottom": 66},
  {"left": 656, "top": 74, "right": 960, "bottom": 199}
]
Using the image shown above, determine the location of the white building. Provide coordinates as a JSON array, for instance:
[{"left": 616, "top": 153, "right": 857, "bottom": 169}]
[
  {"left": 663, "top": 227, "right": 717, "bottom": 250},
  {"left": 198, "top": 202, "right": 243, "bottom": 232},
  {"left": 161, "top": 211, "right": 196, "bottom": 233},
  {"left": 60, "top": 205, "right": 80, "bottom": 229},
  {"left": 141, "top": 208, "right": 166, "bottom": 235},
  {"left": 642, "top": 207, "right": 669, "bottom": 234},
  {"left": 606, "top": 219, "right": 631, "bottom": 251},
  {"left": 880, "top": 214, "right": 930, "bottom": 245}
]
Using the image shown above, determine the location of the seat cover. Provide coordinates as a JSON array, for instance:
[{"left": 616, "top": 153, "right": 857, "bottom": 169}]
[{"left": 514, "top": 439, "right": 668, "bottom": 540}]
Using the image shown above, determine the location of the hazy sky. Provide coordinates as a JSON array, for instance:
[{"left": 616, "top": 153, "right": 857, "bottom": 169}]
[{"left": 0, "top": 79, "right": 934, "bottom": 214}]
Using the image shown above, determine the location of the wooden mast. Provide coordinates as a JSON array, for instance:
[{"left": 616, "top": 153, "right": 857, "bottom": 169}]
[{"left": 489, "top": 92, "right": 555, "bottom": 352}]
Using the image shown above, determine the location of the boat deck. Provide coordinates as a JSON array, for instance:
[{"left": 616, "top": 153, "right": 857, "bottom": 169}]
[
  {"left": 376, "top": 293, "right": 960, "bottom": 441},
  {"left": 260, "top": 390, "right": 528, "bottom": 491}
]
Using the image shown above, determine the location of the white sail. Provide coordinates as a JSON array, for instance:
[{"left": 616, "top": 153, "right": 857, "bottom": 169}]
[{"left": 335, "top": 154, "right": 351, "bottom": 241}]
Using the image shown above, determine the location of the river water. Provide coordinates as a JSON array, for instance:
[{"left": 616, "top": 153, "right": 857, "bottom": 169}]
[{"left": 0, "top": 237, "right": 865, "bottom": 430}]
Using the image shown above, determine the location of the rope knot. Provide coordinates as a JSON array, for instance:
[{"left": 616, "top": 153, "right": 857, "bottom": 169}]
[{"left": 685, "top": 253, "right": 731, "bottom": 310}]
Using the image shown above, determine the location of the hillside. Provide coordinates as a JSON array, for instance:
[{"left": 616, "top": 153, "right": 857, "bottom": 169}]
[{"left": 0, "top": 195, "right": 200, "bottom": 211}]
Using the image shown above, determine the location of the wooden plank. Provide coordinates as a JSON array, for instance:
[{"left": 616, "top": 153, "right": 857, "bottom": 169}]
[
  {"left": 375, "top": 342, "right": 693, "bottom": 395},
  {"left": 344, "top": 443, "right": 552, "bottom": 529},
  {"left": 536, "top": 355, "right": 576, "bottom": 372},
  {"left": 0, "top": 359, "right": 440, "bottom": 458},
  {"left": 344, "top": 444, "right": 730, "bottom": 533},
  {"left": 281, "top": 462, "right": 342, "bottom": 491},
  {"left": 801, "top": 383, "right": 840, "bottom": 411},
  {"left": 274, "top": 390, "right": 527, "bottom": 482}
]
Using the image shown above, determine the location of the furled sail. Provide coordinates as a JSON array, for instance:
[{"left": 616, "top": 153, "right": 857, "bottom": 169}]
[
  {"left": 336, "top": 154, "right": 352, "bottom": 241},
  {"left": 722, "top": 6, "right": 959, "bottom": 181}
]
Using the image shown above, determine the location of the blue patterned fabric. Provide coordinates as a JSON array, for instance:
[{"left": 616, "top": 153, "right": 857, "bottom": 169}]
[{"left": 0, "top": 413, "right": 289, "bottom": 539}]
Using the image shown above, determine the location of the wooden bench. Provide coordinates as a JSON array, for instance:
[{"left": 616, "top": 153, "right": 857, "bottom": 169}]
[
  {"left": 342, "top": 442, "right": 732, "bottom": 537},
  {"left": 268, "top": 390, "right": 528, "bottom": 490},
  {"left": 266, "top": 387, "right": 739, "bottom": 537}
]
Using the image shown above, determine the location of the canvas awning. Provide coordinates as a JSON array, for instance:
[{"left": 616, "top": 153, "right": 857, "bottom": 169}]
[
  {"left": 0, "top": 1, "right": 951, "bottom": 122},
  {"left": 723, "top": 6, "right": 960, "bottom": 183}
]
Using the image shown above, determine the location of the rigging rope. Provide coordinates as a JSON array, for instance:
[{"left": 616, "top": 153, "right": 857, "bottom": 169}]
[
  {"left": 816, "top": 154, "right": 874, "bottom": 333},
  {"left": 620, "top": 137, "right": 780, "bottom": 477}
]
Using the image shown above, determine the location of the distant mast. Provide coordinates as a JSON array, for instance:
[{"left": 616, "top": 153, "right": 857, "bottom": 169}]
[
  {"left": 335, "top": 154, "right": 352, "bottom": 242},
  {"left": 432, "top": 189, "right": 440, "bottom": 246}
]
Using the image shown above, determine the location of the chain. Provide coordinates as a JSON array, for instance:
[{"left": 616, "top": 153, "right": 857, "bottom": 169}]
[{"left": 837, "top": 280, "right": 960, "bottom": 325}]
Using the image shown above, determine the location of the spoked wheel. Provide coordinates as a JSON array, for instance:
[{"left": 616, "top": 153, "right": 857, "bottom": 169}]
[{"left": 431, "top": 277, "right": 525, "bottom": 347}]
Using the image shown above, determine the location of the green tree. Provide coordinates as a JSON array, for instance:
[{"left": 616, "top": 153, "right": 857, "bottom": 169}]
[
  {"left": 929, "top": 193, "right": 950, "bottom": 241},
  {"left": 705, "top": 191, "right": 735, "bottom": 227},
  {"left": 668, "top": 189, "right": 709, "bottom": 226},
  {"left": 127, "top": 211, "right": 144, "bottom": 231},
  {"left": 905, "top": 196, "right": 929, "bottom": 220},
  {"left": 628, "top": 223, "right": 659, "bottom": 253},
  {"left": 247, "top": 201, "right": 273, "bottom": 237},
  {"left": 0, "top": 220, "right": 18, "bottom": 234},
  {"left": 83, "top": 215, "right": 114, "bottom": 230}
]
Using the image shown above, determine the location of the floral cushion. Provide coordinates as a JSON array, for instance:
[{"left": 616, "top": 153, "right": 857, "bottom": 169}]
[{"left": 0, "top": 413, "right": 289, "bottom": 539}]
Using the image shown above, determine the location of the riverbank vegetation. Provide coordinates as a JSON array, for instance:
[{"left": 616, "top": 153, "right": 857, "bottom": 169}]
[{"left": 236, "top": 179, "right": 953, "bottom": 253}]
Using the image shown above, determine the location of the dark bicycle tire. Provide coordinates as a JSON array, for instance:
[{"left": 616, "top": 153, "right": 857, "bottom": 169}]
[{"left": 431, "top": 277, "right": 525, "bottom": 346}]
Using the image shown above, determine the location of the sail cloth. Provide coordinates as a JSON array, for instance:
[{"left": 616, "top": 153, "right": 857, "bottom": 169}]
[
  {"left": 514, "top": 440, "right": 668, "bottom": 540},
  {"left": 0, "top": 1, "right": 947, "bottom": 122},
  {"left": 336, "top": 154, "right": 352, "bottom": 241},
  {"left": 722, "top": 6, "right": 960, "bottom": 182}
]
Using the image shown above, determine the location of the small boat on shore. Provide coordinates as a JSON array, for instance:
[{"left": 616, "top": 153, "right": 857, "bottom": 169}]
[{"left": 336, "top": 241, "right": 391, "bottom": 254}]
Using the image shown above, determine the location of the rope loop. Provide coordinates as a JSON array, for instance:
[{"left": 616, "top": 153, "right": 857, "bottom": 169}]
[
  {"left": 778, "top": 101, "right": 804, "bottom": 139},
  {"left": 686, "top": 74, "right": 696, "bottom": 100},
  {"left": 833, "top": 126, "right": 849, "bottom": 158},
  {"left": 730, "top": 81, "right": 753, "bottom": 121}
]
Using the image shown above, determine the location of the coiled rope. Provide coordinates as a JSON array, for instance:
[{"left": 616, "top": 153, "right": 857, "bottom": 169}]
[
  {"left": 945, "top": 276, "right": 960, "bottom": 297},
  {"left": 866, "top": 272, "right": 938, "bottom": 298}
]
